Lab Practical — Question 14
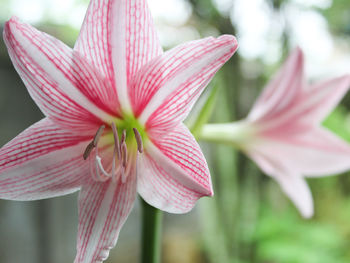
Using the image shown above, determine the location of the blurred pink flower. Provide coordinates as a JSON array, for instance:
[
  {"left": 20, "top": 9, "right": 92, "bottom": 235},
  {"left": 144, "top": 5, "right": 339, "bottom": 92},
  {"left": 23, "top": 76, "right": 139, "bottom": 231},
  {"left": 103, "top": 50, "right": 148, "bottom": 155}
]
[
  {"left": 201, "top": 48, "right": 350, "bottom": 218},
  {"left": 0, "top": 0, "right": 238, "bottom": 261}
]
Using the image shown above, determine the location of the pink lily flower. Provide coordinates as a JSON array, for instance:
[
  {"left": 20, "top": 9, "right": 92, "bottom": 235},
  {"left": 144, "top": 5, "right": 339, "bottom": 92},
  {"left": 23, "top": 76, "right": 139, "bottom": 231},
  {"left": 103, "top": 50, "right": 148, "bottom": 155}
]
[
  {"left": 200, "top": 48, "right": 350, "bottom": 218},
  {"left": 0, "top": 0, "right": 238, "bottom": 261}
]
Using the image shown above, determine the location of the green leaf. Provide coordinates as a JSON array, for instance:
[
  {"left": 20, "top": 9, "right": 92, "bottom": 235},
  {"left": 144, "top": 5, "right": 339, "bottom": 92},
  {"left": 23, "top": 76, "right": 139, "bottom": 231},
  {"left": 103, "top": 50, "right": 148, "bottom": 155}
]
[{"left": 189, "top": 85, "right": 219, "bottom": 138}]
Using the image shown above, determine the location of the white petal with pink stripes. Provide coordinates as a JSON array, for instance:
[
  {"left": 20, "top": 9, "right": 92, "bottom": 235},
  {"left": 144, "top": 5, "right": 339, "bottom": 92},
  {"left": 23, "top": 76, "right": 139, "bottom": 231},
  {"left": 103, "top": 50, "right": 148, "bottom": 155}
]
[
  {"left": 138, "top": 124, "right": 212, "bottom": 213},
  {"left": 1, "top": 0, "right": 238, "bottom": 261},
  {"left": 134, "top": 35, "right": 238, "bottom": 133},
  {"left": 75, "top": 174, "right": 137, "bottom": 263},
  {"left": 0, "top": 118, "right": 89, "bottom": 200},
  {"left": 4, "top": 18, "right": 117, "bottom": 131}
]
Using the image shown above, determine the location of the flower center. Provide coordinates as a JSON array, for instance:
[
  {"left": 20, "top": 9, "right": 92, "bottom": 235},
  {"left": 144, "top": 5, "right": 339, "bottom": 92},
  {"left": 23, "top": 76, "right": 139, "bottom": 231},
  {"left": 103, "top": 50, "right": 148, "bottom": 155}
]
[{"left": 83, "top": 122, "right": 144, "bottom": 183}]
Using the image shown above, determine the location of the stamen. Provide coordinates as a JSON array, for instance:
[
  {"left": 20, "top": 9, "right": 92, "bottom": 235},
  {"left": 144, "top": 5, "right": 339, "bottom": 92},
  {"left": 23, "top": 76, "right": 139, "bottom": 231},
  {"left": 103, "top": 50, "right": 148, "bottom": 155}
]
[
  {"left": 84, "top": 124, "right": 139, "bottom": 184},
  {"left": 112, "top": 166, "right": 122, "bottom": 183},
  {"left": 121, "top": 142, "right": 127, "bottom": 168},
  {"left": 121, "top": 129, "right": 126, "bottom": 144},
  {"left": 133, "top": 128, "right": 143, "bottom": 153},
  {"left": 91, "top": 125, "right": 112, "bottom": 181},
  {"left": 121, "top": 167, "right": 127, "bottom": 183},
  {"left": 111, "top": 123, "right": 121, "bottom": 160},
  {"left": 122, "top": 153, "right": 137, "bottom": 184},
  {"left": 93, "top": 125, "right": 105, "bottom": 146},
  {"left": 83, "top": 141, "right": 94, "bottom": 160}
]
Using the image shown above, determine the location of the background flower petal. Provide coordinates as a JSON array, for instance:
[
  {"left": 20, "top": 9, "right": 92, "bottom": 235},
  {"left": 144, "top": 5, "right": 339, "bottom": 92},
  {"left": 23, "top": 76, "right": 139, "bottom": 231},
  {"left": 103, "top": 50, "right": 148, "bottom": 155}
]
[
  {"left": 273, "top": 172, "right": 313, "bottom": 219},
  {"left": 255, "top": 127, "right": 350, "bottom": 176},
  {"left": 248, "top": 48, "right": 304, "bottom": 122},
  {"left": 300, "top": 75, "right": 350, "bottom": 124},
  {"left": 256, "top": 75, "right": 350, "bottom": 132},
  {"left": 248, "top": 151, "right": 313, "bottom": 218}
]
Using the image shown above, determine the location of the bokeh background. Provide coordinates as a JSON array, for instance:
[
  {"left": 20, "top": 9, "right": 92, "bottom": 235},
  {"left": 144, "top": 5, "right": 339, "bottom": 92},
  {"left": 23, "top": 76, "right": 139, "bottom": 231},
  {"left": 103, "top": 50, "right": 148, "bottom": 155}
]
[{"left": 1, "top": 0, "right": 350, "bottom": 262}]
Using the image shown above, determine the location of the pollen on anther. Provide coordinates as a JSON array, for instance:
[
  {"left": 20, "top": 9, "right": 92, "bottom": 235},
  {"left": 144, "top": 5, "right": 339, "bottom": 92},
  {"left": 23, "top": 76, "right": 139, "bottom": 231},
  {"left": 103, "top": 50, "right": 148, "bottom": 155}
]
[
  {"left": 83, "top": 141, "right": 94, "bottom": 160},
  {"left": 121, "top": 142, "right": 127, "bottom": 167},
  {"left": 93, "top": 125, "right": 105, "bottom": 146},
  {"left": 133, "top": 128, "right": 143, "bottom": 153}
]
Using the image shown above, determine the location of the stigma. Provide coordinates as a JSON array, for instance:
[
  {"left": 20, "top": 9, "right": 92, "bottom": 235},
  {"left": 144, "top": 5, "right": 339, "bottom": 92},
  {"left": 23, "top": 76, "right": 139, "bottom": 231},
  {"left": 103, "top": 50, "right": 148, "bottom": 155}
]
[{"left": 83, "top": 123, "right": 143, "bottom": 183}]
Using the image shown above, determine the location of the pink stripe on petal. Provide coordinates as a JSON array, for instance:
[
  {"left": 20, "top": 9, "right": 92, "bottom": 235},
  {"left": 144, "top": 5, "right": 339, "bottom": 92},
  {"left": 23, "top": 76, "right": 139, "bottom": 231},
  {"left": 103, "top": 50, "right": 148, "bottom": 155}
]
[
  {"left": 137, "top": 153, "right": 203, "bottom": 213},
  {"left": 134, "top": 35, "right": 237, "bottom": 131},
  {"left": 236, "top": 48, "right": 350, "bottom": 219},
  {"left": 248, "top": 48, "right": 304, "bottom": 122},
  {"left": 299, "top": 75, "right": 350, "bottom": 124},
  {"left": 75, "top": 0, "right": 121, "bottom": 113},
  {"left": 258, "top": 127, "right": 350, "bottom": 176},
  {"left": 75, "top": 173, "right": 137, "bottom": 263},
  {"left": 256, "top": 76, "right": 350, "bottom": 132},
  {"left": 4, "top": 17, "right": 116, "bottom": 132},
  {"left": 0, "top": 118, "right": 90, "bottom": 200},
  {"left": 76, "top": 0, "right": 162, "bottom": 112},
  {"left": 143, "top": 123, "right": 213, "bottom": 206}
]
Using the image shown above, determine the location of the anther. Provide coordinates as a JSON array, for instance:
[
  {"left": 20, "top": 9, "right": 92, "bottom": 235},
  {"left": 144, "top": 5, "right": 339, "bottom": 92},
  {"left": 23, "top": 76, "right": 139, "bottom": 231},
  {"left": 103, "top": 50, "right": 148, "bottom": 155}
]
[
  {"left": 93, "top": 125, "right": 105, "bottom": 146},
  {"left": 121, "top": 142, "right": 127, "bottom": 168},
  {"left": 133, "top": 128, "right": 143, "bottom": 153},
  {"left": 83, "top": 141, "right": 95, "bottom": 160},
  {"left": 83, "top": 125, "right": 105, "bottom": 160}
]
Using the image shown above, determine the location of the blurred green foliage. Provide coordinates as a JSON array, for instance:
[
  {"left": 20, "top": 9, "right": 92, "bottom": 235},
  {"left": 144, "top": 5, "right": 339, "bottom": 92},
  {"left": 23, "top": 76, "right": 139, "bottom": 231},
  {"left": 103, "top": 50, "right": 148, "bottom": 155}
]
[
  {"left": 324, "top": 106, "right": 350, "bottom": 142},
  {"left": 322, "top": 0, "right": 350, "bottom": 35}
]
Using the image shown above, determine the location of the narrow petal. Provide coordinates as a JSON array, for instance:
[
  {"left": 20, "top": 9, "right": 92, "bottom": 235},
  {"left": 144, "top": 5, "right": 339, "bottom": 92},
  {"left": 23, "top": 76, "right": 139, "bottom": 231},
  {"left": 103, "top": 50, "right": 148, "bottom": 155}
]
[
  {"left": 75, "top": 174, "right": 137, "bottom": 263},
  {"left": 248, "top": 151, "right": 313, "bottom": 218},
  {"left": 300, "top": 75, "right": 350, "bottom": 124},
  {"left": 0, "top": 118, "right": 90, "bottom": 200},
  {"left": 3, "top": 17, "right": 115, "bottom": 133},
  {"left": 258, "top": 127, "right": 350, "bottom": 176},
  {"left": 273, "top": 172, "right": 313, "bottom": 218},
  {"left": 134, "top": 35, "right": 238, "bottom": 132},
  {"left": 138, "top": 124, "right": 212, "bottom": 213},
  {"left": 257, "top": 75, "right": 350, "bottom": 132},
  {"left": 248, "top": 48, "right": 304, "bottom": 122},
  {"left": 75, "top": 0, "right": 162, "bottom": 112}
]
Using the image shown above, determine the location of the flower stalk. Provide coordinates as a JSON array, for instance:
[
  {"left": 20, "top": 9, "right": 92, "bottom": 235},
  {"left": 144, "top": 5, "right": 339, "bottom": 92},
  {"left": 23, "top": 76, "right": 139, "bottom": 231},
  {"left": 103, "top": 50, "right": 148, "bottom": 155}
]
[
  {"left": 141, "top": 199, "right": 163, "bottom": 263},
  {"left": 198, "top": 122, "right": 253, "bottom": 148}
]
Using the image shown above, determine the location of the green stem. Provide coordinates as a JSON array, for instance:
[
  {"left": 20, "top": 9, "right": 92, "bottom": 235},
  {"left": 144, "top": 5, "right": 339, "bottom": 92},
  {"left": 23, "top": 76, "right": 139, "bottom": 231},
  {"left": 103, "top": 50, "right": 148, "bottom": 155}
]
[
  {"left": 198, "top": 122, "right": 253, "bottom": 148},
  {"left": 141, "top": 199, "right": 163, "bottom": 263}
]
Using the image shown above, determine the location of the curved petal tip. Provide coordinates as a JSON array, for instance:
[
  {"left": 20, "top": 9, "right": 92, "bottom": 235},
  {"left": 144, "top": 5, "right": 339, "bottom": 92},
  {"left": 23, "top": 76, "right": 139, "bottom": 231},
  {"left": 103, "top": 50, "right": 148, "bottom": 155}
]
[{"left": 217, "top": 34, "right": 239, "bottom": 53}]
